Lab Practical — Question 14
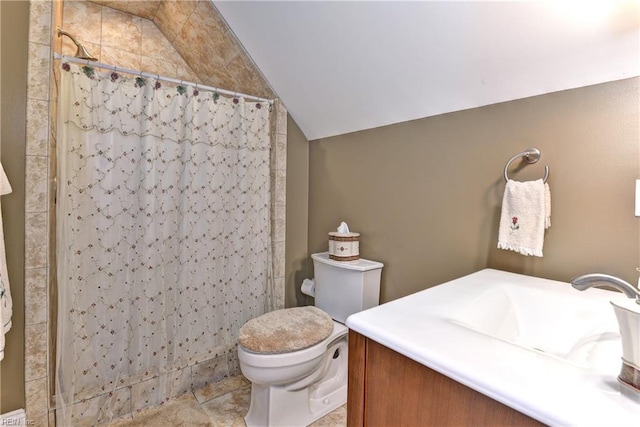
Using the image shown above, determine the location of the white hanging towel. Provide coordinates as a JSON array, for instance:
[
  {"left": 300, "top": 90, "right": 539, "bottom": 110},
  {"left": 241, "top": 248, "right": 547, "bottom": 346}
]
[
  {"left": 497, "top": 179, "right": 551, "bottom": 257},
  {"left": 0, "top": 162, "right": 12, "bottom": 361}
]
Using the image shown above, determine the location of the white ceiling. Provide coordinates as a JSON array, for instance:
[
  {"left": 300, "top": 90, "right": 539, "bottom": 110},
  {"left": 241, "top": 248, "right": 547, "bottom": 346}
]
[{"left": 214, "top": 1, "right": 640, "bottom": 141}]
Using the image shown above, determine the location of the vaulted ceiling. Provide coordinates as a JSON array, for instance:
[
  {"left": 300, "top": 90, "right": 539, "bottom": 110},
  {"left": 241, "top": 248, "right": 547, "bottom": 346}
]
[{"left": 215, "top": 1, "right": 640, "bottom": 140}]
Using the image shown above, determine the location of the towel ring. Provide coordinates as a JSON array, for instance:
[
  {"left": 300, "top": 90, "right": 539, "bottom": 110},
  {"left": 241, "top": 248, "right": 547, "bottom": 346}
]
[{"left": 503, "top": 147, "right": 549, "bottom": 183}]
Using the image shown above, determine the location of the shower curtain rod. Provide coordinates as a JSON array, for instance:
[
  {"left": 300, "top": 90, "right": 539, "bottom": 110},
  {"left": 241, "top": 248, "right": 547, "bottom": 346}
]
[{"left": 54, "top": 53, "right": 274, "bottom": 104}]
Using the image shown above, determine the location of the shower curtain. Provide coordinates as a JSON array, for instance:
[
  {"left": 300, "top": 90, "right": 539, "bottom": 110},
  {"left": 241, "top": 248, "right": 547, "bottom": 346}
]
[{"left": 56, "top": 62, "right": 273, "bottom": 425}]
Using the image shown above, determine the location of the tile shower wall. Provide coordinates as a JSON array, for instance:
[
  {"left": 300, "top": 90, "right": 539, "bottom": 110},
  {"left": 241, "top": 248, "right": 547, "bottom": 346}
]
[
  {"left": 24, "top": 1, "right": 286, "bottom": 425},
  {"left": 60, "top": 1, "right": 200, "bottom": 83}
]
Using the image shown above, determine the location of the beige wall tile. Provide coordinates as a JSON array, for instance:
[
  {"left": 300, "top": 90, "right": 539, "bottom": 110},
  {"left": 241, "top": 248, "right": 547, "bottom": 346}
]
[
  {"left": 140, "top": 56, "right": 177, "bottom": 79},
  {"left": 26, "top": 99, "right": 50, "bottom": 156},
  {"left": 173, "top": 2, "right": 234, "bottom": 79},
  {"left": 25, "top": 322, "right": 47, "bottom": 381},
  {"left": 203, "top": 69, "right": 236, "bottom": 94},
  {"left": 276, "top": 102, "right": 287, "bottom": 135},
  {"left": 27, "top": 42, "right": 51, "bottom": 101},
  {"left": 140, "top": 17, "right": 202, "bottom": 82},
  {"left": 275, "top": 277, "right": 286, "bottom": 309},
  {"left": 126, "top": 1, "right": 162, "bottom": 21},
  {"left": 61, "top": 1, "right": 102, "bottom": 47},
  {"left": 273, "top": 241, "right": 285, "bottom": 279},
  {"left": 224, "top": 53, "right": 252, "bottom": 85},
  {"left": 91, "top": 1, "right": 129, "bottom": 13},
  {"left": 101, "top": 6, "right": 142, "bottom": 53},
  {"left": 140, "top": 19, "right": 175, "bottom": 61},
  {"left": 274, "top": 169, "right": 286, "bottom": 206},
  {"left": 113, "top": 0, "right": 161, "bottom": 21},
  {"left": 101, "top": 46, "right": 141, "bottom": 70},
  {"left": 25, "top": 267, "right": 47, "bottom": 326},
  {"left": 225, "top": 52, "right": 273, "bottom": 99},
  {"left": 153, "top": 0, "right": 198, "bottom": 42},
  {"left": 25, "top": 156, "right": 48, "bottom": 212},
  {"left": 29, "top": 0, "right": 53, "bottom": 45},
  {"left": 273, "top": 204, "right": 286, "bottom": 243},
  {"left": 25, "top": 212, "right": 47, "bottom": 268},
  {"left": 175, "top": 63, "right": 201, "bottom": 85},
  {"left": 25, "top": 377, "right": 48, "bottom": 421},
  {"left": 275, "top": 132, "right": 287, "bottom": 171}
]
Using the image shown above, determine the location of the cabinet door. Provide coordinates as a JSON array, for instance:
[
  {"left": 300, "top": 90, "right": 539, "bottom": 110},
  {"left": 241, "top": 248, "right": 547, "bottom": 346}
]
[{"left": 348, "top": 331, "right": 542, "bottom": 427}]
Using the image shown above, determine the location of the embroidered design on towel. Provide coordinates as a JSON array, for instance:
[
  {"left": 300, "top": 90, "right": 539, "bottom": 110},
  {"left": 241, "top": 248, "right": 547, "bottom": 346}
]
[{"left": 510, "top": 217, "right": 519, "bottom": 233}]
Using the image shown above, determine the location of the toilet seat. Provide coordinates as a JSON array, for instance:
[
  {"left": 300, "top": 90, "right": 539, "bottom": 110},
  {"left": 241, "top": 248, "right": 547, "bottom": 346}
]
[{"left": 238, "top": 306, "right": 334, "bottom": 354}]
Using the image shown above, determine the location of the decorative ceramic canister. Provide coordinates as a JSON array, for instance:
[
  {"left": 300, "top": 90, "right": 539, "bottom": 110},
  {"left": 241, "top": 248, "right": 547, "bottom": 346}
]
[{"left": 328, "top": 232, "right": 360, "bottom": 261}]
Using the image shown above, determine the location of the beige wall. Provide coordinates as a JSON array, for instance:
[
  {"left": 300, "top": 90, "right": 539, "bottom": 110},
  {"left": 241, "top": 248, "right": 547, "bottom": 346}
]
[
  {"left": 285, "top": 115, "right": 310, "bottom": 308},
  {"left": 309, "top": 78, "right": 640, "bottom": 304},
  {"left": 0, "top": 0, "right": 29, "bottom": 413}
]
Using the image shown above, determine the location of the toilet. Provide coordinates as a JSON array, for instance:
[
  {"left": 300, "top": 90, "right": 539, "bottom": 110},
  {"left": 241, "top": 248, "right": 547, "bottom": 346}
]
[{"left": 237, "top": 252, "right": 383, "bottom": 426}]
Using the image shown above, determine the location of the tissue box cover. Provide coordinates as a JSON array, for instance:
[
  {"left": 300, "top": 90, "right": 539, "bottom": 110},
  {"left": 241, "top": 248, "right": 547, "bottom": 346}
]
[{"left": 328, "top": 232, "right": 360, "bottom": 261}]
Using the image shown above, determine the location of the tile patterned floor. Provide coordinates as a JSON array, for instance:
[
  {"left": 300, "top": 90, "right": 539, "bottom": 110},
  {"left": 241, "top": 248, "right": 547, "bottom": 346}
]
[{"left": 107, "top": 375, "right": 347, "bottom": 427}]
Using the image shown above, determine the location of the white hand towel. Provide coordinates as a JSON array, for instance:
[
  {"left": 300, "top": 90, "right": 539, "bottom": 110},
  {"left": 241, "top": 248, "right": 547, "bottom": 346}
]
[
  {"left": 0, "top": 162, "right": 12, "bottom": 361},
  {"left": 544, "top": 182, "right": 551, "bottom": 229},
  {"left": 497, "top": 179, "right": 550, "bottom": 257}
]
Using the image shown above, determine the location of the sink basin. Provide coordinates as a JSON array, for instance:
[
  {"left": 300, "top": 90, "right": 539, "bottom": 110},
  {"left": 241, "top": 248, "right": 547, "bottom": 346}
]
[{"left": 449, "top": 284, "right": 620, "bottom": 371}]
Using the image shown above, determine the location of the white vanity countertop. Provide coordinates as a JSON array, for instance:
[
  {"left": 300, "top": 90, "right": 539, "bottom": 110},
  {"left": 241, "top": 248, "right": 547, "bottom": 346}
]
[{"left": 345, "top": 268, "right": 640, "bottom": 426}]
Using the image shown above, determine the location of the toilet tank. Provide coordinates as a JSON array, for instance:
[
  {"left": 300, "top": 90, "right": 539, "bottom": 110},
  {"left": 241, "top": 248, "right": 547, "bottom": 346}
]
[{"left": 311, "top": 252, "right": 383, "bottom": 323}]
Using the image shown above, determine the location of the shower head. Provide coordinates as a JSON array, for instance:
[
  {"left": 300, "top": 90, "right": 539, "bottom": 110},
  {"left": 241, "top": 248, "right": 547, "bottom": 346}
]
[{"left": 57, "top": 29, "right": 97, "bottom": 61}]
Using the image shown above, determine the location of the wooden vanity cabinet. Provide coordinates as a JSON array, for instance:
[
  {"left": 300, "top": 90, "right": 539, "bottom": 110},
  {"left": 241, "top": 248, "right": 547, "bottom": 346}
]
[{"left": 347, "top": 330, "right": 544, "bottom": 427}]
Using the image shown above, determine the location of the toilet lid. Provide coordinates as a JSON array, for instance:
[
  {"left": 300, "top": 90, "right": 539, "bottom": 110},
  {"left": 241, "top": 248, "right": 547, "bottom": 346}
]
[{"left": 238, "top": 306, "right": 334, "bottom": 354}]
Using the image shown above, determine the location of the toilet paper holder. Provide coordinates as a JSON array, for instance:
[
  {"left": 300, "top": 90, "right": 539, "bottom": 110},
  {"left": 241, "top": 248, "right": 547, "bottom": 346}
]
[{"left": 301, "top": 278, "right": 315, "bottom": 297}]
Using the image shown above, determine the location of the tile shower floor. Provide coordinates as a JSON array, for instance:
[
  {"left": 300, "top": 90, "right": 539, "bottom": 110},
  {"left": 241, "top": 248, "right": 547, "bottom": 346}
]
[{"left": 107, "top": 375, "right": 347, "bottom": 427}]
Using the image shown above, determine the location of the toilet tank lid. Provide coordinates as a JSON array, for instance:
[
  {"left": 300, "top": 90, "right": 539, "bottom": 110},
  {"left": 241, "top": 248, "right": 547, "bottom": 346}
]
[{"left": 312, "top": 252, "right": 383, "bottom": 271}]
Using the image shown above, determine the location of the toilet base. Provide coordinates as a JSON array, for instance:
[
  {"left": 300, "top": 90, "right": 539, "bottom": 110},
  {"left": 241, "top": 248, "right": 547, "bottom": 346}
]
[
  {"left": 244, "top": 380, "right": 346, "bottom": 427},
  {"left": 243, "top": 336, "right": 348, "bottom": 427}
]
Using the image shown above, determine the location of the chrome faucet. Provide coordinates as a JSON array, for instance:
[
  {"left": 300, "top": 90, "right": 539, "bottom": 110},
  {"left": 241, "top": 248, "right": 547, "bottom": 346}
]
[{"left": 571, "top": 273, "right": 640, "bottom": 304}]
